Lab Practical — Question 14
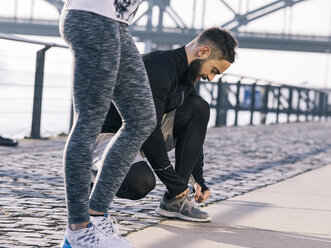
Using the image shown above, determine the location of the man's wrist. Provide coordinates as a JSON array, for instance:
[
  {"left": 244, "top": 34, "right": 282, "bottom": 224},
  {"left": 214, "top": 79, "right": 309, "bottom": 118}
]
[{"left": 200, "top": 183, "right": 209, "bottom": 192}]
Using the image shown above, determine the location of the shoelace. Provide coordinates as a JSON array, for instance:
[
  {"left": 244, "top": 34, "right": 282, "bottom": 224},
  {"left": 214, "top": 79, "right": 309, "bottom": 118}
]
[
  {"left": 76, "top": 223, "right": 99, "bottom": 247},
  {"left": 97, "top": 215, "right": 123, "bottom": 239},
  {"left": 179, "top": 196, "right": 195, "bottom": 213}
]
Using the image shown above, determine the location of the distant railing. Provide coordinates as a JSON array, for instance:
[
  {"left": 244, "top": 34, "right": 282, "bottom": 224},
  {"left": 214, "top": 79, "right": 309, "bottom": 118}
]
[
  {"left": 1, "top": 33, "right": 330, "bottom": 139},
  {"left": 195, "top": 75, "right": 331, "bottom": 127},
  {"left": 0, "top": 33, "right": 68, "bottom": 139}
]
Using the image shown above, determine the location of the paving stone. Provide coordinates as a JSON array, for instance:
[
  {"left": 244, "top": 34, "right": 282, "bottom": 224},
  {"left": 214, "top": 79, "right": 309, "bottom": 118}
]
[{"left": 1, "top": 122, "right": 331, "bottom": 247}]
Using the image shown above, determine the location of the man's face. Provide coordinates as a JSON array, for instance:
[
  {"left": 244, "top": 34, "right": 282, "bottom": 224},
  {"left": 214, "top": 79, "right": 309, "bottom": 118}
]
[{"left": 186, "top": 58, "right": 231, "bottom": 83}]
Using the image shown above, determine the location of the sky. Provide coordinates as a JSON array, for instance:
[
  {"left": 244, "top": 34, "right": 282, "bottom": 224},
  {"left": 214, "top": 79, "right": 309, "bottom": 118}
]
[{"left": 0, "top": 0, "right": 330, "bottom": 88}]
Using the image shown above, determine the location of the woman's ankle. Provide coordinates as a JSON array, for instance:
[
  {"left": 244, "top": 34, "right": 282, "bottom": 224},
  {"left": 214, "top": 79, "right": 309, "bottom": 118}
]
[
  {"left": 69, "top": 221, "right": 90, "bottom": 231},
  {"left": 89, "top": 208, "right": 105, "bottom": 216}
]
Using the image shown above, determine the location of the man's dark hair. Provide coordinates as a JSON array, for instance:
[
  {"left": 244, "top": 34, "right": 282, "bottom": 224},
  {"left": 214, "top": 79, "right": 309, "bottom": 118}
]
[{"left": 196, "top": 27, "right": 238, "bottom": 63}]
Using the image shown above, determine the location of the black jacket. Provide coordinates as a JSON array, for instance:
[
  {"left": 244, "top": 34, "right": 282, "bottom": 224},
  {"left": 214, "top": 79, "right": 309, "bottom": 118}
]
[{"left": 102, "top": 46, "right": 207, "bottom": 196}]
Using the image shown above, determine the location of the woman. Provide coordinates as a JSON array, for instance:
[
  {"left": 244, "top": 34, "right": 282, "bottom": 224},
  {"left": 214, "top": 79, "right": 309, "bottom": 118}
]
[{"left": 59, "top": 1, "right": 156, "bottom": 247}]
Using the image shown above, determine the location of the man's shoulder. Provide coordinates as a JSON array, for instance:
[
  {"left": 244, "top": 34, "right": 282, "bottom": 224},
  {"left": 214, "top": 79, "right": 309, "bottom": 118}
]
[
  {"left": 143, "top": 50, "right": 177, "bottom": 80},
  {"left": 143, "top": 49, "right": 175, "bottom": 66}
]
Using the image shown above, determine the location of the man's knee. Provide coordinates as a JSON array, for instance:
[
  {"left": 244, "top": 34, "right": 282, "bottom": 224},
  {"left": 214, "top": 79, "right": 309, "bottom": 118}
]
[{"left": 117, "top": 161, "right": 156, "bottom": 200}]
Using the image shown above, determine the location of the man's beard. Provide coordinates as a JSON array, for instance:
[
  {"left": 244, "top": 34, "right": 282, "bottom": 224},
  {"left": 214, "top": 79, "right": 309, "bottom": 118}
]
[{"left": 185, "top": 58, "right": 206, "bottom": 84}]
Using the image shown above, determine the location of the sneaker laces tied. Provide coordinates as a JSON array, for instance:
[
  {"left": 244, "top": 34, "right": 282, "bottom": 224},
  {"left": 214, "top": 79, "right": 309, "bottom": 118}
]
[
  {"left": 109, "top": 215, "right": 122, "bottom": 238},
  {"left": 97, "top": 214, "right": 123, "bottom": 239},
  {"left": 179, "top": 196, "right": 195, "bottom": 213},
  {"left": 77, "top": 223, "right": 98, "bottom": 247}
]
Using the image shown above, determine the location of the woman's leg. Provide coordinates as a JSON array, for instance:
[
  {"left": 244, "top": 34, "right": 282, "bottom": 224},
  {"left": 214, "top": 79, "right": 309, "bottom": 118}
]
[
  {"left": 61, "top": 10, "right": 123, "bottom": 225},
  {"left": 89, "top": 22, "right": 156, "bottom": 212}
]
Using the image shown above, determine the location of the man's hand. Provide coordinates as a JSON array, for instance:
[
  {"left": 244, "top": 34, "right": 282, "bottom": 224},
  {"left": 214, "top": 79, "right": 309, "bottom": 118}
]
[
  {"left": 194, "top": 183, "right": 210, "bottom": 203},
  {"left": 174, "top": 188, "right": 189, "bottom": 199}
]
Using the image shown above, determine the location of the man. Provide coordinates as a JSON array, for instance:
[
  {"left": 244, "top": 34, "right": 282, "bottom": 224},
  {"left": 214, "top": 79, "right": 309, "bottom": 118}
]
[{"left": 93, "top": 27, "right": 238, "bottom": 222}]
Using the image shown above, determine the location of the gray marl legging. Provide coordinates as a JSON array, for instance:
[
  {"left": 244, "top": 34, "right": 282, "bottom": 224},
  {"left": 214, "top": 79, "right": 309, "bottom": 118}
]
[{"left": 59, "top": 10, "right": 156, "bottom": 224}]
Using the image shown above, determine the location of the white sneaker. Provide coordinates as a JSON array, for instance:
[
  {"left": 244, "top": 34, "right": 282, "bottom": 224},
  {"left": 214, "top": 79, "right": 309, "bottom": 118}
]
[
  {"left": 91, "top": 214, "right": 133, "bottom": 248},
  {"left": 61, "top": 221, "right": 130, "bottom": 248},
  {"left": 61, "top": 222, "right": 99, "bottom": 248}
]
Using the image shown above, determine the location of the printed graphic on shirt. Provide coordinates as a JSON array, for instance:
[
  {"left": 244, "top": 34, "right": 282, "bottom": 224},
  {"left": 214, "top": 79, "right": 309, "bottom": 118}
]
[{"left": 114, "top": 0, "right": 140, "bottom": 21}]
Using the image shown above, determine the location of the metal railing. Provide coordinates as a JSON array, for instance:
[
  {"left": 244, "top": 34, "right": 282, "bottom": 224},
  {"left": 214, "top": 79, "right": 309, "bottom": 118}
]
[
  {"left": 1, "top": 33, "right": 330, "bottom": 139},
  {"left": 195, "top": 75, "right": 331, "bottom": 126},
  {"left": 0, "top": 33, "right": 68, "bottom": 139}
]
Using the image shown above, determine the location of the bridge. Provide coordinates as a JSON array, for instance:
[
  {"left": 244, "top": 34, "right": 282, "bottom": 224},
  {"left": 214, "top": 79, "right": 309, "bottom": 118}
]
[
  {"left": 0, "top": 0, "right": 330, "bottom": 139},
  {"left": 0, "top": 0, "right": 330, "bottom": 53}
]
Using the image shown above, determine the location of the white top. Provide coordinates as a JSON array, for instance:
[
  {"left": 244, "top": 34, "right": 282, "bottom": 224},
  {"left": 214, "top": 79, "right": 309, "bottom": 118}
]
[{"left": 64, "top": 0, "right": 140, "bottom": 25}]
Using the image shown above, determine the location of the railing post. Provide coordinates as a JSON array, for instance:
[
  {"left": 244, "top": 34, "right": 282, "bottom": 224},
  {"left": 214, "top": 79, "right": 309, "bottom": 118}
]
[
  {"left": 313, "top": 90, "right": 318, "bottom": 121},
  {"left": 323, "top": 93, "right": 328, "bottom": 120},
  {"left": 319, "top": 91, "right": 324, "bottom": 121},
  {"left": 296, "top": 88, "right": 301, "bottom": 122},
  {"left": 215, "top": 78, "right": 227, "bottom": 127},
  {"left": 287, "top": 86, "right": 293, "bottom": 123},
  {"left": 194, "top": 80, "right": 201, "bottom": 95},
  {"left": 305, "top": 89, "right": 310, "bottom": 121},
  {"left": 250, "top": 82, "right": 256, "bottom": 125},
  {"left": 234, "top": 80, "right": 241, "bottom": 126},
  {"left": 261, "top": 84, "right": 270, "bottom": 125},
  {"left": 276, "top": 86, "right": 281, "bottom": 124},
  {"left": 30, "top": 46, "right": 51, "bottom": 139}
]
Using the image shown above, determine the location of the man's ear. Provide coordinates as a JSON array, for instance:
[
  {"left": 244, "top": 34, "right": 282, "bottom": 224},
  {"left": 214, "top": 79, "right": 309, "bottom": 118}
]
[{"left": 198, "top": 46, "right": 211, "bottom": 59}]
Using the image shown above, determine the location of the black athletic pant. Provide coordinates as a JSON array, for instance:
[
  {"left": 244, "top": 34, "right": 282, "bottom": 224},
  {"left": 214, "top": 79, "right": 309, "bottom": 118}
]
[
  {"left": 172, "top": 95, "right": 210, "bottom": 185},
  {"left": 92, "top": 95, "right": 210, "bottom": 200}
]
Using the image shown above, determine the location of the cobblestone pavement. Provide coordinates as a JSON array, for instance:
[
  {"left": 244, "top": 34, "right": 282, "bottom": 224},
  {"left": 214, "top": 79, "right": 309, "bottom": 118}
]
[{"left": 1, "top": 122, "right": 331, "bottom": 247}]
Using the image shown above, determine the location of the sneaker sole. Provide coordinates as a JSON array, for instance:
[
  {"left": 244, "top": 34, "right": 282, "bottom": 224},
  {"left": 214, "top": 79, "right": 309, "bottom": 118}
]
[
  {"left": 61, "top": 239, "right": 73, "bottom": 248},
  {"left": 156, "top": 207, "right": 211, "bottom": 222}
]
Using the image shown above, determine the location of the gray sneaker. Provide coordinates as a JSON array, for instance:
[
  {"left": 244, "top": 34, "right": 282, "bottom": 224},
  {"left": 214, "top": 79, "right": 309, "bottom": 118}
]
[{"left": 156, "top": 193, "right": 211, "bottom": 222}]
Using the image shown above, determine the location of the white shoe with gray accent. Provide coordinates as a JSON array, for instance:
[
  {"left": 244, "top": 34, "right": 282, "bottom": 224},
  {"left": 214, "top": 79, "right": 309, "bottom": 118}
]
[
  {"left": 156, "top": 193, "right": 211, "bottom": 222},
  {"left": 61, "top": 221, "right": 131, "bottom": 248},
  {"left": 91, "top": 214, "right": 133, "bottom": 248}
]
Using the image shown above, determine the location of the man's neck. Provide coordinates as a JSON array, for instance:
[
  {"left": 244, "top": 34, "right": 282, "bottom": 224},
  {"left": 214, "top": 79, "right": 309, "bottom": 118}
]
[{"left": 184, "top": 41, "right": 197, "bottom": 66}]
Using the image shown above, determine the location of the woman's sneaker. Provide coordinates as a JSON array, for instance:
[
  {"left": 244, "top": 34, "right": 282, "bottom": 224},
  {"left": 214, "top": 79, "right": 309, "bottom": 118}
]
[
  {"left": 156, "top": 192, "right": 211, "bottom": 222},
  {"left": 61, "top": 222, "right": 99, "bottom": 248},
  {"left": 91, "top": 214, "right": 133, "bottom": 248},
  {"left": 62, "top": 221, "right": 131, "bottom": 248}
]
